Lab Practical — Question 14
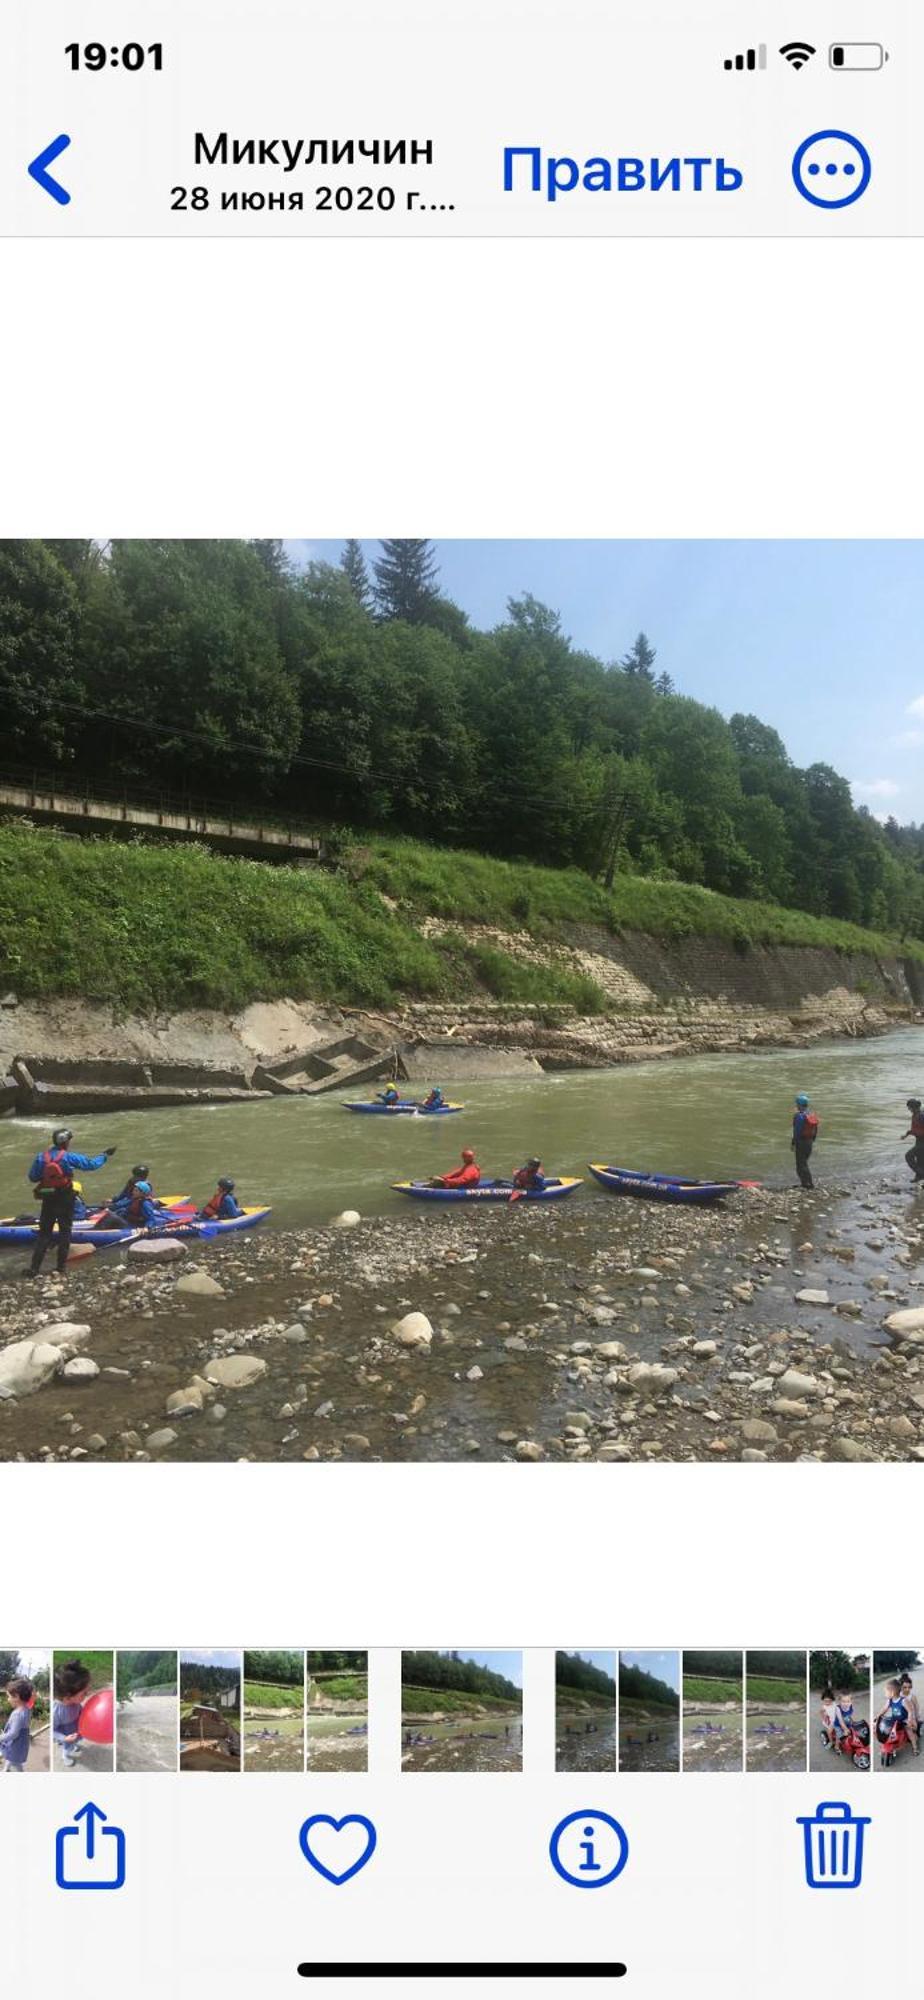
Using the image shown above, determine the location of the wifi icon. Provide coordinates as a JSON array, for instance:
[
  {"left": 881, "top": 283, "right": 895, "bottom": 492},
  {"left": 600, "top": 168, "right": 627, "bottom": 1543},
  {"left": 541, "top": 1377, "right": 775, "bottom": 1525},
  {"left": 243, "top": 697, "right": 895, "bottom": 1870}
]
[{"left": 780, "top": 40, "right": 816, "bottom": 69}]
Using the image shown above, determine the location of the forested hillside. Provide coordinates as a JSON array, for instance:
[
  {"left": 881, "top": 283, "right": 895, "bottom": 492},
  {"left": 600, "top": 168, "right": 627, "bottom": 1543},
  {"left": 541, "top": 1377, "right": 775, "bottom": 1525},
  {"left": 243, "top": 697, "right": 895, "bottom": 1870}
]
[{"left": 2, "top": 537, "right": 922, "bottom": 938}]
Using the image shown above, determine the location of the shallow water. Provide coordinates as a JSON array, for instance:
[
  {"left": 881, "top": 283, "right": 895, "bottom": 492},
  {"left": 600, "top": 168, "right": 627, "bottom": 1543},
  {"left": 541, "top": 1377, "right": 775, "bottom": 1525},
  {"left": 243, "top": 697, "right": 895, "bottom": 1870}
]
[
  {"left": 683, "top": 1709, "right": 744, "bottom": 1772},
  {"left": 401, "top": 1714, "right": 523, "bottom": 1772},
  {"left": 243, "top": 1712, "right": 304, "bottom": 1772},
  {"left": 306, "top": 1713, "right": 368, "bottom": 1771},
  {"left": 619, "top": 1714, "right": 680, "bottom": 1774},
  {"left": 556, "top": 1708, "right": 616, "bottom": 1772},
  {"left": 117, "top": 1694, "right": 177, "bottom": 1773},
  {"left": 745, "top": 1709, "right": 807, "bottom": 1774},
  {"left": 3, "top": 1027, "right": 922, "bottom": 1230}
]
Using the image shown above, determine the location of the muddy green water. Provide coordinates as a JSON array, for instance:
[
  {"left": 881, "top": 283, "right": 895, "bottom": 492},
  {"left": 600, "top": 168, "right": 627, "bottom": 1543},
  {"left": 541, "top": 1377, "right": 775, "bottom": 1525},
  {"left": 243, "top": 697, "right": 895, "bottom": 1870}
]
[
  {"left": 745, "top": 1710, "right": 807, "bottom": 1774},
  {"left": 556, "top": 1706, "right": 616, "bottom": 1773},
  {"left": 401, "top": 1715, "right": 523, "bottom": 1773},
  {"left": 2, "top": 1028, "right": 922, "bottom": 1229}
]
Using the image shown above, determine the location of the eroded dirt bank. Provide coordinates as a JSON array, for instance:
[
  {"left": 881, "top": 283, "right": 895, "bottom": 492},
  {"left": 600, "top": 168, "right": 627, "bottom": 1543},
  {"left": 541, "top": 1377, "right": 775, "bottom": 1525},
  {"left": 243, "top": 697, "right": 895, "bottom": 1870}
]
[{"left": 1, "top": 921, "right": 920, "bottom": 1094}]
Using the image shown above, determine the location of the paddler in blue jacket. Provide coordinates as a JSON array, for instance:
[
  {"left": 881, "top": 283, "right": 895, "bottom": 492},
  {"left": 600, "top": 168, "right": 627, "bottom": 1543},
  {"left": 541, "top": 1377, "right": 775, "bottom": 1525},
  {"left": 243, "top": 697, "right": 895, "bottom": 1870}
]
[
  {"left": 26, "top": 1128, "right": 117, "bottom": 1276},
  {"left": 422, "top": 1086, "right": 445, "bottom": 1110}
]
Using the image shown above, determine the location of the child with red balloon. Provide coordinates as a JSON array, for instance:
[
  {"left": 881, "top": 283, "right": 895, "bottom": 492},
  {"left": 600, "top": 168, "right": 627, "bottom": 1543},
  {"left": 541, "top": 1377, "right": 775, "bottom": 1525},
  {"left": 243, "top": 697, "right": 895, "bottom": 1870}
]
[{"left": 53, "top": 1659, "right": 114, "bottom": 1768}]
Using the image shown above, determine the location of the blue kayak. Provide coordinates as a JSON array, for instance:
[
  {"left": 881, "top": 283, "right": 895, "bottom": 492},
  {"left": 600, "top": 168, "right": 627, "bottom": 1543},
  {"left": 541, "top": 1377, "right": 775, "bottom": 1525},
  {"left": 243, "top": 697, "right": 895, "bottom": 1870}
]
[
  {"left": 394, "top": 1177, "right": 582, "bottom": 1203},
  {"left": 0, "top": 1203, "right": 271, "bottom": 1249},
  {"left": 588, "top": 1164, "right": 739, "bottom": 1206},
  {"left": 345, "top": 1100, "right": 464, "bottom": 1115}
]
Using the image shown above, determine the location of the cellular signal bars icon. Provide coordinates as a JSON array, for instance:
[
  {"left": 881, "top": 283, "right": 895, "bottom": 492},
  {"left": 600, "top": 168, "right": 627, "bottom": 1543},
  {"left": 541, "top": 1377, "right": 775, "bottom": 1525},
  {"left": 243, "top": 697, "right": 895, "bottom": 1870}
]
[{"left": 724, "top": 44, "right": 766, "bottom": 71}]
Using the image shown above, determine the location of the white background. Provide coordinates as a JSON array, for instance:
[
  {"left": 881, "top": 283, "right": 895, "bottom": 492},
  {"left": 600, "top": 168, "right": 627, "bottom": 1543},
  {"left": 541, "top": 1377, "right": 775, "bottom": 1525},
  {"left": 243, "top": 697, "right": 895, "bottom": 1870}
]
[
  {"left": 3, "top": 237, "right": 923, "bottom": 1645},
  {"left": 2, "top": 232, "right": 923, "bottom": 1992}
]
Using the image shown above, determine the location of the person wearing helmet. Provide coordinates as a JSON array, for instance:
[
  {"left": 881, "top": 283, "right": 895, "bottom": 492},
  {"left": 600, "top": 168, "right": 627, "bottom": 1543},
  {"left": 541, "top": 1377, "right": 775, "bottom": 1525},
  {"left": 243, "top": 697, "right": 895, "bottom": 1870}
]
[
  {"left": 26, "top": 1129, "right": 117, "bottom": 1276},
  {"left": 430, "top": 1148, "right": 481, "bottom": 1190},
  {"left": 377, "top": 1084, "right": 401, "bottom": 1107},
  {"left": 422, "top": 1086, "right": 445, "bottom": 1112},
  {"left": 111, "top": 1163, "right": 154, "bottom": 1213},
  {"left": 791, "top": 1092, "right": 819, "bottom": 1189},
  {"left": 512, "top": 1155, "right": 546, "bottom": 1192},
  {"left": 200, "top": 1177, "right": 243, "bottom": 1221},
  {"left": 903, "top": 1099, "right": 924, "bottom": 1182},
  {"left": 97, "top": 1179, "right": 166, "bottom": 1232}
]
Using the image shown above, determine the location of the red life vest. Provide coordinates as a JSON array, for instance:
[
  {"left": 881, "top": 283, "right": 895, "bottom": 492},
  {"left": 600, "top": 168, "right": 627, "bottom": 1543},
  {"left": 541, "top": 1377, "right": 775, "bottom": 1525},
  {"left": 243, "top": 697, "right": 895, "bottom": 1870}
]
[
  {"left": 202, "top": 1188, "right": 224, "bottom": 1218},
  {"left": 912, "top": 1112, "right": 924, "bottom": 1140},
  {"left": 803, "top": 1111, "right": 819, "bottom": 1139},
  {"left": 125, "top": 1190, "right": 149, "bottom": 1223},
  {"left": 39, "top": 1148, "right": 72, "bottom": 1193}
]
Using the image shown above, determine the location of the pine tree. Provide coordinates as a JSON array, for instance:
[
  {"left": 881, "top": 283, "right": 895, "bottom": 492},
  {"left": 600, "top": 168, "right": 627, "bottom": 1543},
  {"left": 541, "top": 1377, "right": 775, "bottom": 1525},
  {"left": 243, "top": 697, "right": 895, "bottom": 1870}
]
[
  {"left": 340, "top": 539, "right": 372, "bottom": 611},
  {"left": 373, "top": 539, "right": 440, "bottom": 623},
  {"left": 621, "top": 631, "right": 657, "bottom": 681}
]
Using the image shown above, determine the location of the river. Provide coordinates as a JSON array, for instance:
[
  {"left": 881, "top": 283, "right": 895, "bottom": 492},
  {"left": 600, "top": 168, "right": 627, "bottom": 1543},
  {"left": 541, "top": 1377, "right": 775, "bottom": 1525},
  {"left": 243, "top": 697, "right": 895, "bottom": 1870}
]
[{"left": 2, "top": 1028, "right": 922, "bottom": 1230}]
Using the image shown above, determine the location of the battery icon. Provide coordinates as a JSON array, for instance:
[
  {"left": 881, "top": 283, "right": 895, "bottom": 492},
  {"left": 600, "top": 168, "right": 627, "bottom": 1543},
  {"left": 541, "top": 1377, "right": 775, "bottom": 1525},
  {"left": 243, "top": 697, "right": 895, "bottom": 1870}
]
[{"left": 829, "top": 42, "right": 888, "bottom": 69}]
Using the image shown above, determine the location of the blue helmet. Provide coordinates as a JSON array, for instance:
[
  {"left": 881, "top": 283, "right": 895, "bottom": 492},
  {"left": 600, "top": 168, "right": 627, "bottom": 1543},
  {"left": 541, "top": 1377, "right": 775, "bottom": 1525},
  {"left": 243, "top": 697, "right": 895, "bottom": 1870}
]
[
  {"left": 795, "top": 1093, "right": 809, "bottom": 1108},
  {"left": 134, "top": 1180, "right": 152, "bottom": 1196}
]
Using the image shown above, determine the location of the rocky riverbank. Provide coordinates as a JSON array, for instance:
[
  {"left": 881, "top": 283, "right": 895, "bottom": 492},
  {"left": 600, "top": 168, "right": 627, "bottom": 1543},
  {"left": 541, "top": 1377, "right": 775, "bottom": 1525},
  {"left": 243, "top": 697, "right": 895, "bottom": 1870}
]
[{"left": 1, "top": 1173, "right": 922, "bottom": 1463}]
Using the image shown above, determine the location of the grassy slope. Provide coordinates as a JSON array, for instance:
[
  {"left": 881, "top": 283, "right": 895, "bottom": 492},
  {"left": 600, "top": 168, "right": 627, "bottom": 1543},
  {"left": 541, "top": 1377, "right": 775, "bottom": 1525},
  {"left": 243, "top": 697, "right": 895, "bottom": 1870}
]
[
  {"left": 401, "top": 1685, "right": 522, "bottom": 1716},
  {"left": 0, "top": 822, "right": 919, "bottom": 1016},
  {"left": 746, "top": 1677, "right": 805, "bottom": 1705},
  {"left": 683, "top": 1678, "right": 744, "bottom": 1703}
]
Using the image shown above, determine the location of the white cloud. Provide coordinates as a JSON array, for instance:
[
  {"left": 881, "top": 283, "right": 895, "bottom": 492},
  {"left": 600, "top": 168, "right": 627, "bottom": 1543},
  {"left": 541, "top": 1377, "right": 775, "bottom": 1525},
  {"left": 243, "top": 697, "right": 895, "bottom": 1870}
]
[
  {"left": 907, "top": 694, "right": 924, "bottom": 718},
  {"left": 852, "top": 778, "right": 901, "bottom": 801},
  {"left": 894, "top": 729, "right": 924, "bottom": 749}
]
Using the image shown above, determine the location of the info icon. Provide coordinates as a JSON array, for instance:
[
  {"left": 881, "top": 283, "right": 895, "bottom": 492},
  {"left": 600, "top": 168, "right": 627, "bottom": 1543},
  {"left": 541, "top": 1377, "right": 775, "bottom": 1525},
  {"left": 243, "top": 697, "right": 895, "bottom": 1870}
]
[{"left": 549, "top": 1809, "right": 629, "bottom": 1889}]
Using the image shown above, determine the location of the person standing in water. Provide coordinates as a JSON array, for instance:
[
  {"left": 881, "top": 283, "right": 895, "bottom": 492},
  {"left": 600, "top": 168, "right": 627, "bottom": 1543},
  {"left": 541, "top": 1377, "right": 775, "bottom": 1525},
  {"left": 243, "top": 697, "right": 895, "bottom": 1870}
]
[
  {"left": 902, "top": 1099, "right": 924, "bottom": 1183},
  {"left": 26, "top": 1128, "right": 116, "bottom": 1276},
  {"left": 791, "top": 1093, "right": 819, "bottom": 1189}
]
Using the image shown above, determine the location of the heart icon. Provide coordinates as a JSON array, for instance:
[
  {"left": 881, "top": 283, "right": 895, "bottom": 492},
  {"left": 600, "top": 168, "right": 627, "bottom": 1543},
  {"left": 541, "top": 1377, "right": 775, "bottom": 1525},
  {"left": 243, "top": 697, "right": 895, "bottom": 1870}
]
[{"left": 298, "top": 1813, "right": 378, "bottom": 1885}]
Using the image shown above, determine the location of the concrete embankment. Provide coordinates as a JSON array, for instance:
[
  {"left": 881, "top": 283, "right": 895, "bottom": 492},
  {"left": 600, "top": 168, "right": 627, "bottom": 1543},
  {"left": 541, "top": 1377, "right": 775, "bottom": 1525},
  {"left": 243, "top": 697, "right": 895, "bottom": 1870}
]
[{"left": 1, "top": 924, "right": 920, "bottom": 1111}]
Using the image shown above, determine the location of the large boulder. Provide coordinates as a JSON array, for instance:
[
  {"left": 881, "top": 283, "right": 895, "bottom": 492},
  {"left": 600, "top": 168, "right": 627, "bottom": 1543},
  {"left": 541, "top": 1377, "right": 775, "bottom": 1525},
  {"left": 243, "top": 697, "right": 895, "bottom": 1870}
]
[
  {"left": 626, "top": 1361, "right": 679, "bottom": 1394},
  {"left": 391, "top": 1311, "right": 433, "bottom": 1349},
  {"left": 0, "top": 1339, "right": 65, "bottom": 1398},
  {"left": 129, "top": 1237, "right": 187, "bottom": 1262},
  {"left": 42, "top": 1322, "right": 92, "bottom": 1350},
  {"left": 203, "top": 1353, "right": 268, "bottom": 1390},
  {"left": 177, "top": 1270, "right": 224, "bottom": 1298},
  {"left": 60, "top": 1356, "right": 100, "bottom": 1382},
  {"left": 884, "top": 1306, "right": 924, "bottom": 1342}
]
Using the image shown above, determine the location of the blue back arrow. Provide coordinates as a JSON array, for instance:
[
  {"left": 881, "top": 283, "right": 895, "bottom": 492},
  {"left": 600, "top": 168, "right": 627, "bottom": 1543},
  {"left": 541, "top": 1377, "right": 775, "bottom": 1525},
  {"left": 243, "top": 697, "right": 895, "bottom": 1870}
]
[{"left": 28, "top": 134, "right": 72, "bottom": 205}]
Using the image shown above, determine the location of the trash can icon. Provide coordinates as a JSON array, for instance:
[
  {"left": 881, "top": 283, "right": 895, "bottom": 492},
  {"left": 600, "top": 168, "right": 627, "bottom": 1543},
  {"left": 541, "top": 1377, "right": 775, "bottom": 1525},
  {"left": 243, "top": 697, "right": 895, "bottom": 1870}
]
[{"left": 797, "top": 1801, "right": 870, "bottom": 1889}]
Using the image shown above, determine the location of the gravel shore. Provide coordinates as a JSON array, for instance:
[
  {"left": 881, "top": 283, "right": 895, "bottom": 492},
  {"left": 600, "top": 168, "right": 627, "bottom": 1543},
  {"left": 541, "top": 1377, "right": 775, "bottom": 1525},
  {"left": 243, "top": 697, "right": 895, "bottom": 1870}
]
[{"left": 1, "top": 1175, "right": 922, "bottom": 1462}]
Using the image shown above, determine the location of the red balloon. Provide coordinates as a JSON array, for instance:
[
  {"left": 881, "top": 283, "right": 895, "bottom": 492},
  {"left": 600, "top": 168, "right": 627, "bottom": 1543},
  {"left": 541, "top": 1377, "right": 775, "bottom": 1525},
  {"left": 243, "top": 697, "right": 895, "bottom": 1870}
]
[{"left": 78, "top": 1688, "right": 114, "bottom": 1745}]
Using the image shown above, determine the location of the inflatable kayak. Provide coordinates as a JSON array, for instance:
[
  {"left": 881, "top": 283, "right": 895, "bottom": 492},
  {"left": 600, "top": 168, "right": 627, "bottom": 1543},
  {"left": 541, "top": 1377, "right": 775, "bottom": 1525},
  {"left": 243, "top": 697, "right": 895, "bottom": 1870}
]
[
  {"left": 0, "top": 1201, "right": 270, "bottom": 1249},
  {"left": 166, "top": 1204, "right": 271, "bottom": 1239},
  {"left": 588, "top": 1164, "right": 739, "bottom": 1206},
  {"left": 0, "top": 1195, "right": 194, "bottom": 1249},
  {"left": 345, "top": 1100, "right": 464, "bottom": 1115},
  {"left": 393, "top": 1177, "right": 582, "bottom": 1203}
]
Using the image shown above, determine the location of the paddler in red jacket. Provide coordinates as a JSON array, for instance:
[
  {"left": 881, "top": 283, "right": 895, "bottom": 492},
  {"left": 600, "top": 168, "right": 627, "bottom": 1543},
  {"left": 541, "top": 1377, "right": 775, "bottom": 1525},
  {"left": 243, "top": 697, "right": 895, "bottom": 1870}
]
[{"left": 430, "top": 1147, "right": 481, "bottom": 1189}]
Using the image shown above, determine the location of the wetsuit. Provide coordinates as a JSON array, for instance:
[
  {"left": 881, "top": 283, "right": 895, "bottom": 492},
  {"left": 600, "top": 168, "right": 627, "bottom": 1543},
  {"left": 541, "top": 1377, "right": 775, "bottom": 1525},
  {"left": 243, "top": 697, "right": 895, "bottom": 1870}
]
[
  {"left": 26, "top": 1146, "right": 109, "bottom": 1274},
  {"left": 791, "top": 1108, "right": 817, "bottom": 1189},
  {"left": 905, "top": 1110, "right": 924, "bottom": 1181}
]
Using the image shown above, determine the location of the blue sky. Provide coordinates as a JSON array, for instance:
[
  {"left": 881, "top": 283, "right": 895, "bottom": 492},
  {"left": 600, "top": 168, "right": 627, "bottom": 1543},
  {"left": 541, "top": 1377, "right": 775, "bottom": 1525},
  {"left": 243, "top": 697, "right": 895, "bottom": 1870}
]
[
  {"left": 436, "top": 1650, "right": 523, "bottom": 1686},
  {"left": 180, "top": 1650, "right": 240, "bottom": 1672},
  {"left": 620, "top": 1651, "right": 681, "bottom": 1694},
  {"left": 293, "top": 541, "right": 924, "bottom": 823}
]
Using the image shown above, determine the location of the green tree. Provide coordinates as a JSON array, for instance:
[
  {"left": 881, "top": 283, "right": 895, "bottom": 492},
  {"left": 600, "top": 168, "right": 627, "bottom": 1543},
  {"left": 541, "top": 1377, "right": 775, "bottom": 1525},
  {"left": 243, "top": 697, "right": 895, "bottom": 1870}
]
[
  {"left": 0, "top": 539, "right": 82, "bottom": 760},
  {"left": 340, "top": 539, "right": 373, "bottom": 611},
  {"left": 374, "top": 539, "right": 440, "bottom": 623}
]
